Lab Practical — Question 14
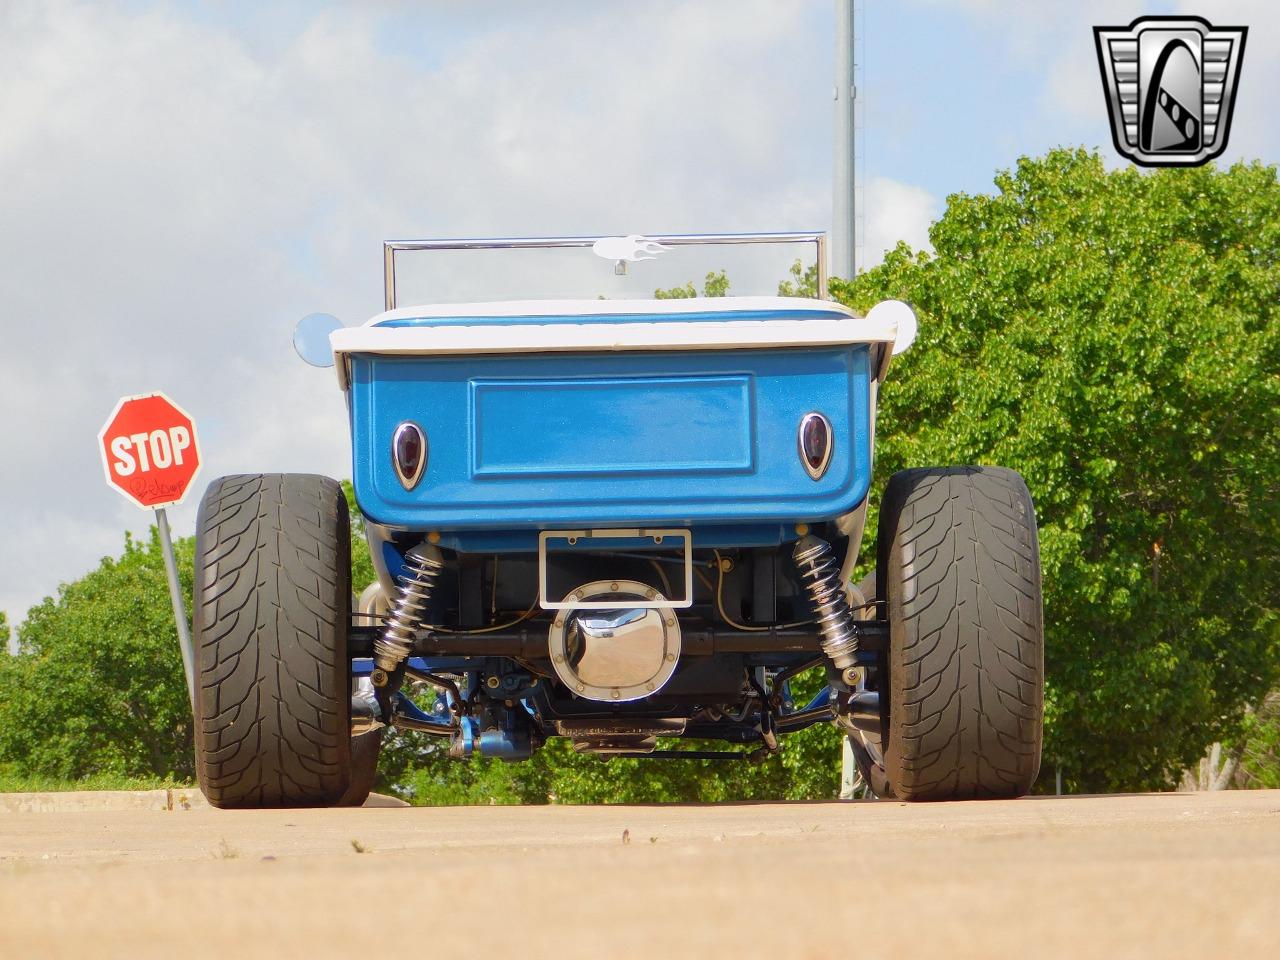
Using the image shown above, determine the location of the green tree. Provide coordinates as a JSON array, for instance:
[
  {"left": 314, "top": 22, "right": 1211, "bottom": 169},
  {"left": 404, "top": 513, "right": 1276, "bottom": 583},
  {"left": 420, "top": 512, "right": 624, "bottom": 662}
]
[
  {"left": 1235, "top": 693, "right": 1280, "bottom": 789},
  {"left": 399, "top": 736, "right": 806, "bottom": 806},
  {"left": 840, "top": 149, "right": 1280, "bottom": 791},
  {"left": 0, "top": 530, "right": 195, "bottom": 780},
  {"left": 342, "top": 479, "right": 378, "bottom": 593},
  {"left": 655, "top": 270, "right": 729, "bottom": 299}
]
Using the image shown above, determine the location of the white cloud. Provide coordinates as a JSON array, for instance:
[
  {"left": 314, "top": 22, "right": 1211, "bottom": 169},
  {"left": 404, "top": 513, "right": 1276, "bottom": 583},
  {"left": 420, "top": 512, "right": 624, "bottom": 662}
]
[{"left": 861, "top": 175, "right": 939, "bottom": 265}]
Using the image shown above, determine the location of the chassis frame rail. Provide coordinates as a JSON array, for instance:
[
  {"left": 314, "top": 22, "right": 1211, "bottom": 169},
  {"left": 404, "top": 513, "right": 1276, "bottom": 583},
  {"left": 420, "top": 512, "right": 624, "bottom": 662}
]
[{"left": 347, "top": 623, "right": 887, "bottom": 659}]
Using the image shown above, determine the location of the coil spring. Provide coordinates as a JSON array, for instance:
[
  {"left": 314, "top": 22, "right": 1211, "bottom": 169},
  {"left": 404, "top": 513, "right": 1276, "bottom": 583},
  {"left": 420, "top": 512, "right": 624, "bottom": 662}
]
[
  {"left": 792, "top": 535, "right": 858, "bottom": 671},
  {"left": 373, "top": 543, "right": 444, "bottom": 676}
]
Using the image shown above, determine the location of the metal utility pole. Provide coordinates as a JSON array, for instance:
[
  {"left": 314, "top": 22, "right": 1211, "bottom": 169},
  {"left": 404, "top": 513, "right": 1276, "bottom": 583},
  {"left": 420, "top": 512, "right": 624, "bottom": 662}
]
[
  {"left": 156, "top": 507, "right": 196, "bottom": 709},
  {"left": 836, "top": 1, "right": 857, "bottom": 797},
  {"left": 832, "top": 0, "right": 856, "bottom": 281}
]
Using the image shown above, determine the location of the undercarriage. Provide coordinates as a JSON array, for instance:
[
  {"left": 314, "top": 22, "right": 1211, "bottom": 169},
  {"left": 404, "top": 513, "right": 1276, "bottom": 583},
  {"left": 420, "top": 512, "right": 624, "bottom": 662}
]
[{"left": 346, "top": 531, "right": 886, "bottom": 770}]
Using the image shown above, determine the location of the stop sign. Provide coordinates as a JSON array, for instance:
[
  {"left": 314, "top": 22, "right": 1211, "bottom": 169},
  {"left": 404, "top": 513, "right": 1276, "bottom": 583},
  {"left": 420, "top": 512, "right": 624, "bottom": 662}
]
[{"left": 98, "top": 392, "right": 202, "bottom": 509}]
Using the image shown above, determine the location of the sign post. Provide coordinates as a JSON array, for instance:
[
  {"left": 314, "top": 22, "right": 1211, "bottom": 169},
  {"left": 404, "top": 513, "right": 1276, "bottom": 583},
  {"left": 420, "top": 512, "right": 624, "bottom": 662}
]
[{"left": 98, "top": 392, "right": 203, "bottom": 709}]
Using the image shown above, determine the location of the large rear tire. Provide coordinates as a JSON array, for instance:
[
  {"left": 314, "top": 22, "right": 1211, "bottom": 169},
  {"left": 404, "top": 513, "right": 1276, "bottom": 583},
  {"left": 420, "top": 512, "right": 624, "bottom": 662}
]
[
  {"left": 193, "top": 474, "right": 353, "bottom": 808},
  {"left": 877, "top": 466, "right": 1043, "bottom": 801}
]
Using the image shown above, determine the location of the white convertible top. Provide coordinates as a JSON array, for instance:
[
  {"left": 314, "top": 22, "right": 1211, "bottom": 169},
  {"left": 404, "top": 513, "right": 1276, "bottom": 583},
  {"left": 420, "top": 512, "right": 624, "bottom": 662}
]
[{"left": 328, "top": 297, "right": 917, "bottom": 389}]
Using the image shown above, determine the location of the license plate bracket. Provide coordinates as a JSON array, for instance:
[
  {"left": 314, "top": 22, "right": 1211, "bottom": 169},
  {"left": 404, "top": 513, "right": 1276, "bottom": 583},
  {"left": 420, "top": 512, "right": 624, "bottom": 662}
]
[{"left": 537, "top": 529, "right": 693, "bottom": 610}]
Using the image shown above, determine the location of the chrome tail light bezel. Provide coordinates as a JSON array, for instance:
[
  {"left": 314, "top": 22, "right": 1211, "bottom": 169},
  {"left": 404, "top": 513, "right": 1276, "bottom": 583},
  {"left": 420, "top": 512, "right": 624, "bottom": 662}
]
[
  {"left": 391, "top": 421, "right": 427, "bottom": 490},
  {"left": 798, "top": 412, "right": 834, "bottom": 481}
]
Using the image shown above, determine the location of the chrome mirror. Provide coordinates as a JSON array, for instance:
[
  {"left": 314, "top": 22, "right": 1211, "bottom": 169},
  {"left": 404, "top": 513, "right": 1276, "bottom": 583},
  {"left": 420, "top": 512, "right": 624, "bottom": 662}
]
[{"left": 293, "top": 313, "right": 343, "bottom": 367}]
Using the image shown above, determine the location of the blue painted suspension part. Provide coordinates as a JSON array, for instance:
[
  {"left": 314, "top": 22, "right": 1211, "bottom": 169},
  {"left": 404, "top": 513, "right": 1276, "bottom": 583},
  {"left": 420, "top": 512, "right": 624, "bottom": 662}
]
[{"left": 353, "top": 658, "right": 536, "bottom": 760}]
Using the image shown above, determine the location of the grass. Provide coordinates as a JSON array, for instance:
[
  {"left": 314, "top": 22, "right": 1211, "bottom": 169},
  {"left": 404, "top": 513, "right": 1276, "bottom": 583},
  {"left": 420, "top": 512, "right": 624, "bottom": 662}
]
[{"left": 0, "top": 769, "right": 193, "bottom": 794}]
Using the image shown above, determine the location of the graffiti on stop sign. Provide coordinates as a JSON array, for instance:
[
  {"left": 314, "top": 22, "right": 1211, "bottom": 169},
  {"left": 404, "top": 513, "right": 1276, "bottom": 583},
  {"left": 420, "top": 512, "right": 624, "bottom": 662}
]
[{"left": 106, "top": 426, "right": 195, "bottom": 503}]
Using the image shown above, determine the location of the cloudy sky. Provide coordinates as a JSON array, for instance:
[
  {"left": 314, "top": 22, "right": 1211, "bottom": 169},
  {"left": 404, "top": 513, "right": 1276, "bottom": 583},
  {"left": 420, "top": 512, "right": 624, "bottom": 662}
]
[{"left": 1, "top": 0, "right": 1276, "bottom": 631}]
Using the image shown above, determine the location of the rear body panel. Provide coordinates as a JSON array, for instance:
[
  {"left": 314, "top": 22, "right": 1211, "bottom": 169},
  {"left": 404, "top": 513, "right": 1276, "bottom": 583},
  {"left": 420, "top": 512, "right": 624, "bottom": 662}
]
[{"left": 348, "top": 345, "right": 874, "bottom": 532}]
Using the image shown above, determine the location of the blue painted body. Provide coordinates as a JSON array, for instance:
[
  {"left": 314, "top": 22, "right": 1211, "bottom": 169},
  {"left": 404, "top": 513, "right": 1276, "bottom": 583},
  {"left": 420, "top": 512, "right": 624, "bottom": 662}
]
[{"left": 347, "top": 340, "right": 873, "bottom": 543}]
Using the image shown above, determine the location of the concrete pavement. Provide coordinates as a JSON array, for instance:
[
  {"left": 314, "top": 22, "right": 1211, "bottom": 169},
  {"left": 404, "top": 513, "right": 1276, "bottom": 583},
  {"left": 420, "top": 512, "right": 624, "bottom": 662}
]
[{"left": 2, "top": 790, "right": 1277, "bottom": 959}]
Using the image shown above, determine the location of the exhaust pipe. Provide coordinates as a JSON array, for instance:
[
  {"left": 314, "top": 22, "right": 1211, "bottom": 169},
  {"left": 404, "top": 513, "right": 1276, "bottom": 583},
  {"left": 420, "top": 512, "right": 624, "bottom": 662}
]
[{"left": 350, "top": 677, "right": 383, "bottom": 736}]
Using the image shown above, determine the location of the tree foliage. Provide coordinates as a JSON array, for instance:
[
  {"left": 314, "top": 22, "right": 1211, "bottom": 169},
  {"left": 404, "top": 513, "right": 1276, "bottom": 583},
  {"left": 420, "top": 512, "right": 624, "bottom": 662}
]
[
  {"left": 341, "top": 480, "right": 378, "bottom": 593},
  {"left": 655, "top": 270, "right": 729, "bottom": 299},
  {"left": 1235, "top": 693, "right": 1280, "bottom": 789},
  {"left": 0, "top": 529, "right": 195, "bottom": 780},
  {"left": 840, "top": 149, "right": 1280, "bottom": 791}
]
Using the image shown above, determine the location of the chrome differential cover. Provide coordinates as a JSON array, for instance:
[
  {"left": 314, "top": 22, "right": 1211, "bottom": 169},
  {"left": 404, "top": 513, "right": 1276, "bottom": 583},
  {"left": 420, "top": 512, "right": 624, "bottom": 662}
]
[{"left": 547, "top": 579, "right": 681, "bottom": 702}]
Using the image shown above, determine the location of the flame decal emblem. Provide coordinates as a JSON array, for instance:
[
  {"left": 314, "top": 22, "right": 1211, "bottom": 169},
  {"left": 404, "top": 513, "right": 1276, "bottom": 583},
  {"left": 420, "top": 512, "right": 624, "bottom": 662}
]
[{"left": 591, "top": 235, "right": 670, "bottom": 263}]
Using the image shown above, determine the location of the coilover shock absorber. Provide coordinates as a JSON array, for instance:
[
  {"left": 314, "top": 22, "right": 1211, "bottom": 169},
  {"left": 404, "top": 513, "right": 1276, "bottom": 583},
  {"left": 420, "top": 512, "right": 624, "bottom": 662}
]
[
  {"left": 792, "top": 535, "right": 860, "bottom": 681},
  {"left": 372, "top": 541, "right": 444, "bottom": 685}
]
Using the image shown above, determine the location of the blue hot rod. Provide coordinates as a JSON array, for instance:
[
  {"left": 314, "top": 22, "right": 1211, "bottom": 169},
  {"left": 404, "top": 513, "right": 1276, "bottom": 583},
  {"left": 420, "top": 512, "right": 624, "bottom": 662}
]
[{"left": 191, "top": 233, "right": 1044, "bottom": 807}]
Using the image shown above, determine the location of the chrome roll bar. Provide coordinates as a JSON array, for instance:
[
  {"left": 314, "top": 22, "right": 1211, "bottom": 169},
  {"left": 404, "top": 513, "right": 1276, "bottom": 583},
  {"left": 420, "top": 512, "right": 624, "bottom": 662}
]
[{"left": 381, "top": 232, "right": 829, "bottom": 311}]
